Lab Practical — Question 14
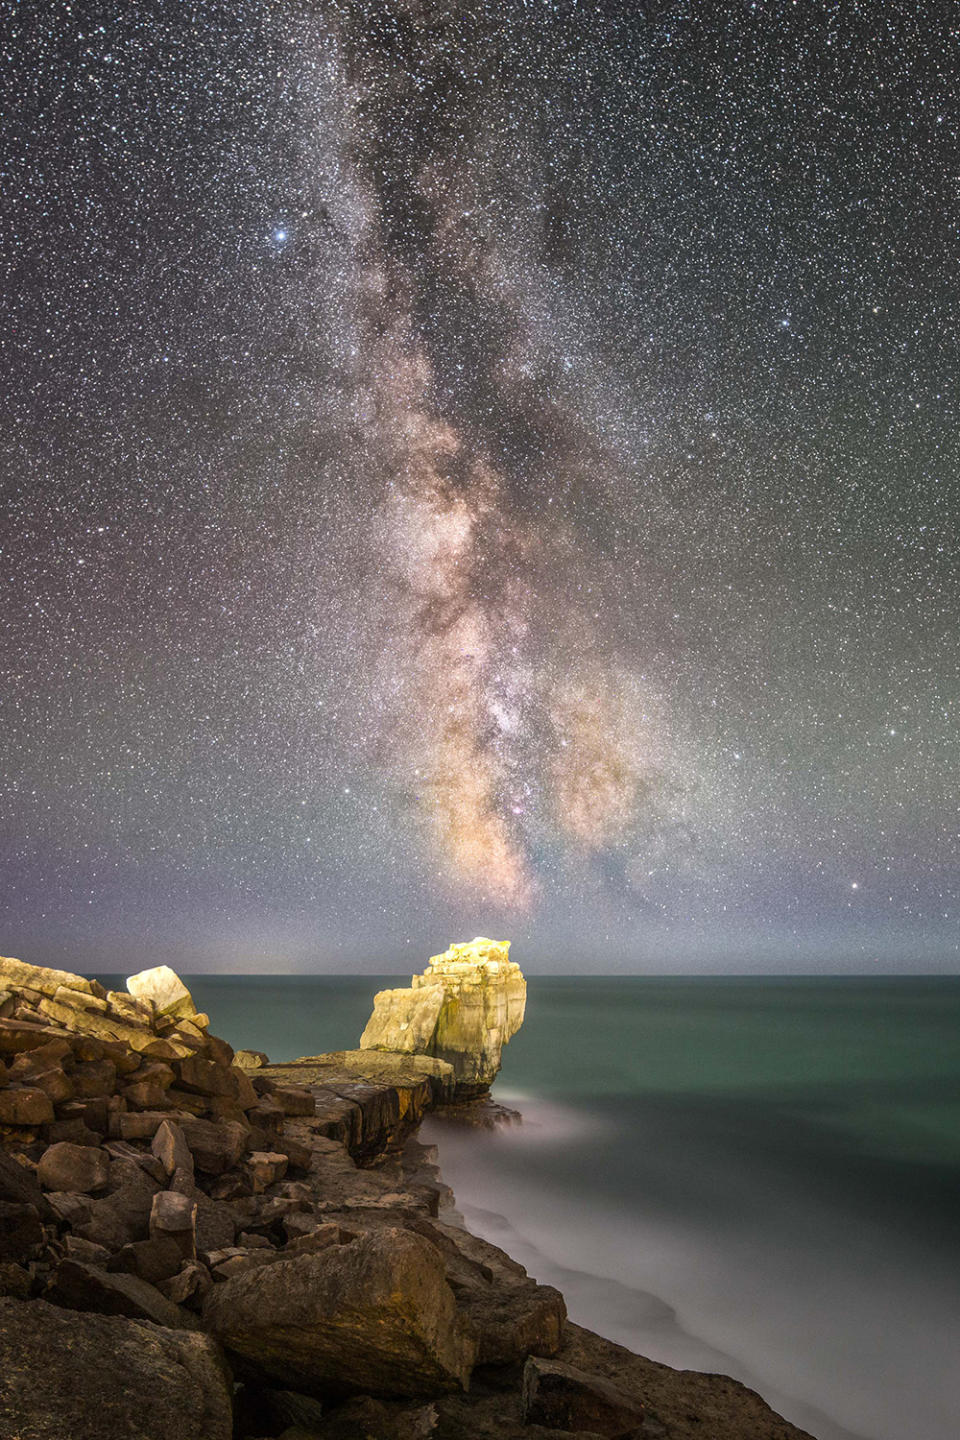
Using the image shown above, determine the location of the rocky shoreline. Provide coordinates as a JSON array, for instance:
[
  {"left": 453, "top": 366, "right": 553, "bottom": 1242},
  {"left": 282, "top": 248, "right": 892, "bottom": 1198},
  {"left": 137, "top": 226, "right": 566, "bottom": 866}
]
[{"left": 0, "top": 953, "right": 815, "bottom": 1440}]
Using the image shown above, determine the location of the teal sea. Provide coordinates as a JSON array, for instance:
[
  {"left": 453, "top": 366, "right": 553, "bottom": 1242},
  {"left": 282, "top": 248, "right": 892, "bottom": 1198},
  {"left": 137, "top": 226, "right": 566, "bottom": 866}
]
[{"left": 98, "top": 974, "right": 960, "bottom": 1440}]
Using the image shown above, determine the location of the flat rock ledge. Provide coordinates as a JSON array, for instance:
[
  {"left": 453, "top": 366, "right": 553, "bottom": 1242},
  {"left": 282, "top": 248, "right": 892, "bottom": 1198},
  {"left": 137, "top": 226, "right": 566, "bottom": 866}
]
[{"left": 0, "top": 954, "right": 816, "bottom": 1440}]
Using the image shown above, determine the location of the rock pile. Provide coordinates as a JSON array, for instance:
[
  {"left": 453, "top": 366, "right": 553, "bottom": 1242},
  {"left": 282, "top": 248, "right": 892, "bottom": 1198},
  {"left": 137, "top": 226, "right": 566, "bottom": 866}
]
[
  {"left": 360, "top": 937, "right": 527, "bottom": 1096},
  {"left": 0, "top": 952, "right": 816, "bottom": 1440}
]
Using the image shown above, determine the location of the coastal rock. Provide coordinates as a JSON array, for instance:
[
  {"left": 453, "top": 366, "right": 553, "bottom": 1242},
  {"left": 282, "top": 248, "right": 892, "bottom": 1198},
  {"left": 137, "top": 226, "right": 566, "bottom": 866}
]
[
  {"left": 0, "top": 1201, "right": 43, "bottom": 1261},
  {"left": 46, "top": 1257, "right": 196, "bottom": 1329},
  {"left": 37, "top": 1141, "right": 111, "bottom": 1194},
  {"left": 203, "top": 1226, "right": 476, "bottom": 1398},
  {"left": 125, "top": 965, "right": 198, "bottom": 1023},
  {"left": 0, "top": 956, "right": 104, "bottom": 1001},
  {"left": 0, "top": 1296, "right": 233, "bottom": 1440},
  {"left": 521, "top": 1355, "right": 645, "bottom": 1436},
  {"left": 360, "top": 938, "right": 525, "bottom": 1094}
]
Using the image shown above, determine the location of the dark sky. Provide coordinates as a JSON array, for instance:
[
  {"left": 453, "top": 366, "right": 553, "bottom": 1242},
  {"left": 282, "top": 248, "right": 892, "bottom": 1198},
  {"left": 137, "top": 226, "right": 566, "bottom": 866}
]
[{"left": 1, "top": 0, "right": 957, "bottom": 974}]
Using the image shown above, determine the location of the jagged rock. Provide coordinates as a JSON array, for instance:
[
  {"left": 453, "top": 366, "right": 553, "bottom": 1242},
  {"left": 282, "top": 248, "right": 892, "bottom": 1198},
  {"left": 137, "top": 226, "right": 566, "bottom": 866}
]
[
  {"left": 125, "top": 965, "right": 198, "bottom": 1023},
  {"left": 37, "top": 1141, "right": 111, "bottom": 1194},
  {"left": 110, "top": 1235, "right": 186, "bottom": 1284},
  {"left": 521, "top": 1355, "right": 645, "bottom": 1436},
  {"left": 0, "top": 1262, "right": 32, "bottom": 1299},
  {"left": 179, "top": 1116, "right": 249, "bottom": 1174},
  {"left": 359, "top": 938, "right": 525, "bottom": 1094},
  {"left": 312, "top": 1395, "right": 439, "bottom": 1439},
  {"left": 247, "top": 1150, "right": 288, "bottom": 1193},
  {"left": 203, "top": 1227, "right": 476, "bottom": 1398},
  {"left": 46, "top": 1257, "right": 197, "bottom": 1329},
  {"left": 76, "top": 1157, "right": 159, "bottom": 1250},
  {"left": 0, "top": 1296, "right": 233, "bottom": 1439},
  {"left": 63, "top": 1234, "right": 111, "bottom": 1266},
  {"left": 150, "top": 1190, "right": 198, "bottom": 1261},
  {"left": 0, "top": 1150, "right": 48, "bottom": 1212},
  {"left": 158, "top": 1260, "right": 212, "bottom": 1306},
  {"left": 270, "top": 1084, "right": 316, "bottom": 1116},
  {"left": 152, "top": 1118, "right": 195, "bottom": 1181}
]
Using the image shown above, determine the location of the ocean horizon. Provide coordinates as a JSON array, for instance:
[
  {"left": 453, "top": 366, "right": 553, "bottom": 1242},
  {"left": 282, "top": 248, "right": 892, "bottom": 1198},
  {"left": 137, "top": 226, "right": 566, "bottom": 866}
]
[{"left": 92, "top": 971, "right": 960, "bottom": 1440}]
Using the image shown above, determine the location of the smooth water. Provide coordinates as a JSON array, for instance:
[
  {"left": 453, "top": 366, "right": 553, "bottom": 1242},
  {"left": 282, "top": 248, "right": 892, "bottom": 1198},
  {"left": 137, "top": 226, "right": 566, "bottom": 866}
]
[{"left": 102, "top": 974, "right": 960, "bottom": 1440}]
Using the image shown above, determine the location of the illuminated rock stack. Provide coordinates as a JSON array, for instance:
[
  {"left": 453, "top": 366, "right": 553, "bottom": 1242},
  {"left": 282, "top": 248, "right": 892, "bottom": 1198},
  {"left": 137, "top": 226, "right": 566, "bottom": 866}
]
[{"left": 359, "top": 937, "right": 527, "bottom": 1097}]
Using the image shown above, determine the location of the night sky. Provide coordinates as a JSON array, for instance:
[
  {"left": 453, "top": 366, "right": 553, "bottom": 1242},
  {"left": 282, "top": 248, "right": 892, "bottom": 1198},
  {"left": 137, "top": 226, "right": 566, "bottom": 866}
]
[{"left": 2, "top": 1, "right": 957, "bottom": 974}]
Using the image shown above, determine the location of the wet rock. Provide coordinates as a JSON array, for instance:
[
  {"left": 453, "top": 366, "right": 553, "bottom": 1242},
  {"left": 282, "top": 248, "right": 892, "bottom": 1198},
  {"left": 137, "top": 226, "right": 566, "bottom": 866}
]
[
  {"left": 37, "top": 1141, "right": 111, "bottom": 1194},
  {"left": 521, "top": 1355, "right": 645, "bottom": 1437},
  {"left": 203, "top": 1226, "right": 476, "bottom": 1398},
  {"left": 359, "top": 938, "right": 525, "bottom": 1094},
  {"left": 0, "top": 1296, "right": 233, "bottom": 1439}
]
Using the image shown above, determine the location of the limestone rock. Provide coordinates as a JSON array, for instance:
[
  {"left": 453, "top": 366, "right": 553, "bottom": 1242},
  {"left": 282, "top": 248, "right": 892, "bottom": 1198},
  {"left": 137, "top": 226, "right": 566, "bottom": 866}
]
[
  {"left": 360, "top": 938, "right": 525, "bottom": 1093},
  {"left": 37, "top": 1141, "right": 111, "bottom": 1194},
  {"left": 203, "top": 1226, "right": 476, "bottom": 1398},
  {"left": 0, "top": 1296, "right": 233, "bottom": 1439},
  {"left": 0, "top": 956, "right": 104, "bottom": 1001},
  {"left": 521, "top": 1355, "right": 645, "bottom": 1435},
  {"left": 125, "top": 965, "right": 198, "bottom": 1022}
]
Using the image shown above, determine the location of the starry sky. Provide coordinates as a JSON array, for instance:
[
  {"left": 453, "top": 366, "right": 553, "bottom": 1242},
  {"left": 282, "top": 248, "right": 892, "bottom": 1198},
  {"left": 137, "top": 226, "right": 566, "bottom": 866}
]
[{"left": 1, "top": 0, "right": 958, "bottom": 975}]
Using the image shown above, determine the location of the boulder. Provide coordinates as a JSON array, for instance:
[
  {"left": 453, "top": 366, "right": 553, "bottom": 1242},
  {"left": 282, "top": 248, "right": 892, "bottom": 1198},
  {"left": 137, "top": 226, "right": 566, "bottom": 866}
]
[
  {"left": 179, "top": 1116, "right": 249, "bottom": 1174},
  {"left": 0, "top": 1296, "right": 233, "bottom": 1439},
  {"left": 110, "top": 1236, "right": 187, "bottom": 1284},
  {"left": 203, "top": 1227, "right": 476, "bottom": 1398},
  {"left": 37, "top": 1141, "right": 111, "bottom": 1194},
  {"left": 359, "top": 938, "right": 525, "bottom": 1094},
  {"left": 46, "top": 1258, "right": 196, "bottom": 1330},
  {"left": 125, "top": 965, "right": 198, "bottom": 1022},
  {"left": 0, "top": 1084, "right": 55, "bottom": 1125},
  {"left": 0, "top": 1150, "right": 48, "bottom": 1213},
  {"left": 521, "top": 1355, "right": 645, "bottom": 1436}
]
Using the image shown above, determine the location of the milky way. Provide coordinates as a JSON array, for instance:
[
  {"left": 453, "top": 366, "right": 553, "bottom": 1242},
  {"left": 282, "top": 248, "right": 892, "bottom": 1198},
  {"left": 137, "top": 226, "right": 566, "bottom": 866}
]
[{"left": 1, "top": 1, "right": 957, "bottom": 971}]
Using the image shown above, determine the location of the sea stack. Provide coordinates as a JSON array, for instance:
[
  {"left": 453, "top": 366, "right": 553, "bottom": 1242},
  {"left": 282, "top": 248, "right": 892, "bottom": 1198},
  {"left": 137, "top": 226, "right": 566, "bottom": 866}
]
[{"left": 359, "top": 938, "right": 526, "bottom": 1098}]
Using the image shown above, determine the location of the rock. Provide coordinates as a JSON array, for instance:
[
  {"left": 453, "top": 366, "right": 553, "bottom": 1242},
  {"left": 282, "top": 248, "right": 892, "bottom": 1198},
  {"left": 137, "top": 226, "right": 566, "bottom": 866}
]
[
  {"left": 0, "top": 1201, "right": 43, "bottom": 1261},
  {"left": 271, "top": 1084, "right": 316, "bottom": 1116},
  {"left": 247, "top": 1150, "right": 288, "bottom": 1193},
  {"left": 0, "top": 956, "right": 105, "bottom": 1001},
  {"left": 0, "top": 1150, "right": 48, "bottom": 1213},
  {"left": 179, "top": 1116, "right": 249, "bottom": 1174},
  {"left": 0, "top": 1262, "right": 32, "bottom": 1299},
  {"left": 63, "top": 1234, "right": 111, "bottom": 1266},
  {"left": 158, "top": 1260, "right": 212, "bottom": 1306},
  {"left": 46, "top": 1257, "right": 197, "bottom": 1330},
  {"left": 152, "top": 1118, "right": 195, "bottom": 1181},
  {"left": 70, "top": 1057, "right": 118, "bottom": 1097},
  {"left": 150, "top": 1190, "right": 198, "bottom": 1262},
  {"left": 359, "top": 938, "right": 525, "bottom": 1094},
  {"left": 521, "top": 1355, "right": 645, "bottom": 1437},
  {"left": 125, "top": 965, "right": 198, "bottom": 1022},
  {"left": 203, "top": 1227, "right": 476, "bottom": 1398},
  {"left": 0, "top": 1296, "right": 233, "bottom": 1439},
  {"left": 0, "top": 1084, "right": 55, "bottom": 1125},
  {"left": 46, "top": 1190, "right": 93, "bottom": 1226},
  {"left": 117, "top": 1109, "right": 174, "bottom": 1140},
  {"left": 110, "top": 1236, "right": 186, "bottom": 1284},
  {"left": 312, "top": 1395, "right": 439, "bottom": 1439},
  {"left": 37, "top": 1141, "right": 111, "bottom": 1194},
  {"left": 76, "top": 1158, "right": 159, "bottom": 1250},
  {"left": 174, "top": 1053, "right": 237, "bottom": 1097},
  {"left": 195, "top": 1193, "right": 239, "bottom": 1254},
  {"left": 235, "top": 1049, "right": 270, "bottom": 1068}
]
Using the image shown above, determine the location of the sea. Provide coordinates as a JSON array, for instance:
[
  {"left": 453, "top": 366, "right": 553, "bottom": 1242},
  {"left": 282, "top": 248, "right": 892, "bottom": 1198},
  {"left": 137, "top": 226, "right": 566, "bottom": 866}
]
[{"left": 98, "top": 973, "right": 960, "bottom": 1440}]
